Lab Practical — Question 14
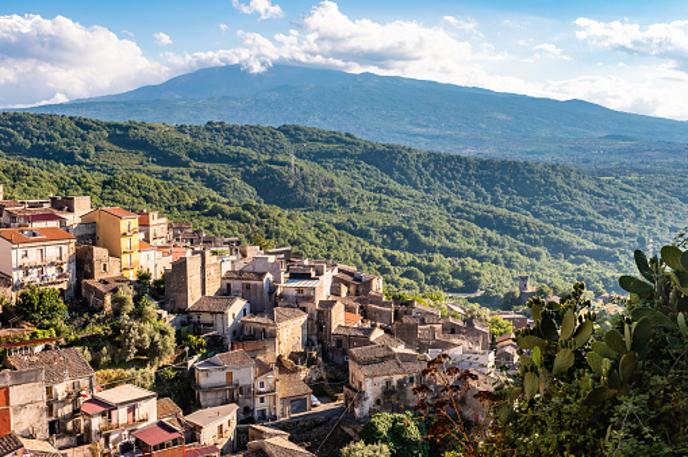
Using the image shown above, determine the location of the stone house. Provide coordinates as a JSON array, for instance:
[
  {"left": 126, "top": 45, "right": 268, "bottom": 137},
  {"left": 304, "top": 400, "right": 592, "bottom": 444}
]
[
  {"left": 187, "top": 296, "right": 250, "bottom": 344},
  {"left": 329, "top": 326, "right": 385, "bottom": 366},
  {"left": 316, "top": 300, "right": 345, "bottom": 348},
  {"left": 81, "top": 276, "right": 130, "bottom": 312},
  {"left": 240, "top": 308, "right": 308, "bottom": 359},
  {"left": 344, "top": 345, "right": 427, "bottom": 419},
  {"left": 164, "top": 251, "right": 221, "bottom": 312},
  {"left": 330, "top": 264, "right": 383, "bottom": 297},
  {"left": 193, "top": 350, "right": 254, "bottom": 419},
  {"left": 0, "top": 227, "right": 76, "bottom": 300},
  {"left": 5, "top": 348, "right": 95, "bottom": 439},
  {"left": 0, "top": 368, "right": 48, "bottom": 439},
  {"left": 221, "top": 271, "right": 274, "bottom": 315},
  {"left": 80, "top": 384, "right": 158, "bottom": 454},
  {"left": 275, "top": 373, "right": 312, "bottom": 418},
  {"left": 184, "top": 403, "right": 238, "bottom": 454},
  {"left": 75, "top": 245, "right": 121, "bottom": 290}
]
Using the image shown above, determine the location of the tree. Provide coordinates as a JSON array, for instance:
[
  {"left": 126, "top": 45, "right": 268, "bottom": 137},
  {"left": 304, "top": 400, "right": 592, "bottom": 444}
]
[
  {"left": 135, "top": 270, "right": 152, "bottom": 299},
  {"left": 15, "top": 285, "right": 67, "bottom": 329},
  {"left": 340, "top": 442, "right": 391, "bottom": 457},
  {"left": 413, "top": 354, "right": 488, "bottom": 457},
  {"left": 111, "top": 285, "right": 134, "bottom": 317},
  {"left": 486, "top": 246, "right": 688, "bottom": 455},
  {"left": 360, "top": 412, "right": 428, "bottom": 457},
  {"left": 488, "top": 316, "right": 513, "bottom": 338}
]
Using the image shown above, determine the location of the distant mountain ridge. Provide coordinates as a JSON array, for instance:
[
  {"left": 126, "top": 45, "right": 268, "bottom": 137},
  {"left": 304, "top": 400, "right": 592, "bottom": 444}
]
[{"left": 19, "top": 65, "right": 688, "bottom": 167}]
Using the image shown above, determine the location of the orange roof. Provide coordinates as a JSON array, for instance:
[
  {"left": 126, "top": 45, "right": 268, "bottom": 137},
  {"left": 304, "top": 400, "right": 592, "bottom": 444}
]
[
  {"left": 139, "top": 240, "right": 154, "bottom": 251},
  {"left": 0, "top": 227, "right": 75, "bottom": 245},
  {"left": 345, "top": 312, "right": 363, "bottom": 325},
  {"left": 90, "top": 207, "right": 138, "bottom": 219}
]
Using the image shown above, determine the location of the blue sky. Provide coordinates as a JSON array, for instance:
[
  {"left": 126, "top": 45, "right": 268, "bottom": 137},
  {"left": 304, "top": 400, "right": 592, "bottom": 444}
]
[{"left": 1, "top": 0, "right": 688, "bottom": 119}]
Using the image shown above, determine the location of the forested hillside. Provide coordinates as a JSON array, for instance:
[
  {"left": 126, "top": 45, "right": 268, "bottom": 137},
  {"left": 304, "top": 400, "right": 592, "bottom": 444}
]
[
  {"left": 23, "top": 65, "right": 688, "bottom": 171},
  {"left": 0, "top": 113, "right": 684, "bottom": 298}
]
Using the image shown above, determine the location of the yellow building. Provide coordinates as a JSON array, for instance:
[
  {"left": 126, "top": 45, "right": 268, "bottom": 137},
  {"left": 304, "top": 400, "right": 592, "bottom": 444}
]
[{"left": 82, "top": 207, "right": 140, "bottom": 279}]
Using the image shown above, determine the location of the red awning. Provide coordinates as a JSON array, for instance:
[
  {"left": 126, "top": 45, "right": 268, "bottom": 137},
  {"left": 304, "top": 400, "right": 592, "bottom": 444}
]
[
  {"left": 133, "top": 422, "right": 182, "bottom": 447},
  {"left": 81, "top": 398, "right": 112, "bottom": 415}
]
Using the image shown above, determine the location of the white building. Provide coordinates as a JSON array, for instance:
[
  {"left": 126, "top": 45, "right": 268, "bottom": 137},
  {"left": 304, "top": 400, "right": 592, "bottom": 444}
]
[
  {"left": 444, "top": 346, "right": 496, "bottom": 376},
  {"left": 80, "top": 384, "right": 157, "bottom": 454},
  {"left": 0, "top": 227, "right": 76, "bottom": 299},
  {"left": 187, "top": 296, "right": 250, "bottom": 344},
  {"left": 184, "top": 403, "right": 239, "bottom": 454},
  {"left": 193, "top": 350, "right": 255, "bottom": 419}
]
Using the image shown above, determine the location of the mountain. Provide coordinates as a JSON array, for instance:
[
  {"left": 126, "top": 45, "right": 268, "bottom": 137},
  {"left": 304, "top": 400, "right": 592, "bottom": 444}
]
[
  {"left": 21, "top": 65, "right": 688, "bottom": 170},
  {"left": 0, "top": 112, "right": 685, "bottom": 298}
]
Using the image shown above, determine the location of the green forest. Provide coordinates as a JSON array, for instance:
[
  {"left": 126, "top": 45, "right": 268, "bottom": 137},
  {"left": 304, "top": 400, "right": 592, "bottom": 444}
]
[{"left": 0, "top": 112, "right": 684, "bottom": 299}]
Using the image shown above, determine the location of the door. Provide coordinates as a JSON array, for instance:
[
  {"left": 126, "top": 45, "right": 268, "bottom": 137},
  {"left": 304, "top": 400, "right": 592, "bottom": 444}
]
[
  {"left": 226, "top": 371, "right": 233, "bottom": 384},
  {"left": 127, "top": 405, "right": 135, "bottom": 424},
  {"left": 290, "top": 398, "right": 307, "bottom": 414}
]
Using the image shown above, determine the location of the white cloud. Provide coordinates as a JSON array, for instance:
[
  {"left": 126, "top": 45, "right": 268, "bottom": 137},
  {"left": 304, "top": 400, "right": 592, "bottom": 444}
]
[
  {"left": 153, "top": 31, "right": 173, "bottom": 46},
  {"left": 532, "top": 43, "right": 569, "bottom": 60},
  {"left": 575, "top": 17, "right": 688, "bottom": 64},
  {"left": 442, "top": 15, "right": 481, "bottom": 36},
  {"left": 232, "top": 0, "right": 283, "bottom": 20},
  {"left": 0, "top": 14, "right": 168, "bottom": 106},
  {"left": 219, "top": 23, "right": 230, "bottom": 33}
]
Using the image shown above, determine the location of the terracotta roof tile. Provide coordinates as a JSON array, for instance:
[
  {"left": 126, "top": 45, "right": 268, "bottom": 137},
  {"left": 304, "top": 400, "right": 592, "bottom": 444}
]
[
  {"left": 6, "top": 347, "right": 93, "bottom": 385},
  {"left": 215, "top": 349, "right": 254, "bottom": 368},
  {"left": 277, "top": 374, "right": 311, "bottom": 399},
  {"left": 189, "top": 296, "right": 246, "bottom": 314},
  {"left": 274, "top": 307, "right": 307, "bottom": 324},
  {"left": 0, "top": 227, "right": 75, "bottom": 245}
]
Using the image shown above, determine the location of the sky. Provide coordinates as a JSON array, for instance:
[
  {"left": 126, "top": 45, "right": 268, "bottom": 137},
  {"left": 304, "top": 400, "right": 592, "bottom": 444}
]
[{"left": 1, "top": 0, "right": 688, "bottom": 120}]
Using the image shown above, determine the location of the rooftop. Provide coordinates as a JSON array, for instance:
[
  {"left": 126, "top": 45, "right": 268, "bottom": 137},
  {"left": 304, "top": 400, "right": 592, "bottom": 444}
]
[
  {"left": 94, "top": 383, "right": 156, "bottom": 406},
  {"left": 80, "top": 397, "right": 113, "bottom": 416},
  {"left": 157, "top": 397, "right": 182, "bottom": 419},
  {"left": 332, "top": 325, "right": 377, "bottom": 338},
  {"left": 224, "top": 270, "right": 269, "bottom": 281},
  {"left": 274, "top": 307, "right": 307, "bottom": 324},
  {"left": 189, "top": 296, "right": 247, "bottom": 314},
  {"left": 242, "top": 314, "right": 276, "bottom": 326},
  {"left": 185, "top": 403, "right": 239, "bottom": 428},
  {"left": 213, "top": 349, "right": 254, "bottom": 368},
  {"left": 282, "top": 278, "right": 321, "bottom": 288},
  {"left": 0, "top": 433, "right": 23, "bottom": 456},
  {"left": 133, "top": 421, "right": 182, "bottom": 447},
  {"left": 344, "top": 312, "right": 362, "bottom": 326},
  {"left": 186, "top": 445, "right": 220, "bottom": 457},
  {"left": 0, "top": 227, "right": 75, "bottom": 245},
  {"left": 82, "top": 276, "right": 129, "bottom": 294},
  {"left": 277, "top": 373, "right": 312, "bottom": 399},
  {"left": 247, "top": 436, "right": 315, "bottom": 457},
  {"left": 99, "top": 207, "right": 138, "bottom": 219},
  {"left": 6, "top": 347, "right": 94, "bottom": 385}
]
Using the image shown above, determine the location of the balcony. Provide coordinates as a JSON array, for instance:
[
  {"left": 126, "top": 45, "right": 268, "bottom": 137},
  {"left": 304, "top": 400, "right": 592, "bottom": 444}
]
[
  {"left": 122, "top": 229, "right": 139, "bottom": 237},
  {"left": 19, "top": 273, "right": 70, "bottom": 289},
  {"left": 100, "top": 414, "right": 149, "bottom": 432}
]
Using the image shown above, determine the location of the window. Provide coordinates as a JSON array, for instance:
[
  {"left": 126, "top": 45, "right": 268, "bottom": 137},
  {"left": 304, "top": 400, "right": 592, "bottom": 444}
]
[
  {"left": 385, "top": 380, "right": 392, "bottom": 390},
  {"left": 243, "top": 308, "right": 247, "bottom": 317},
  {"left": 335, "top": 339, "right": 342, "bottom": 349},
  {"left": 408, "top": 376, "right": 415, "bottom": 384},
  {"left": 297, "top": 288, "right": 304, "bottom": 295},
  {"left": 21, "top": 250, "right": 28, "bottom": 259},
  {"left": 101, "top": 263, "right": 108, "bottom": 273},
  {"left": 259, "top": 396, "right": 265, "bottom": 404},
  {"left": 244, "top": 283, "right": 251, "bottom": 291},
  {"left": 259, "top": 381, "right": 265, "bottom": 389},
  {"left": 217, "top": 424, "right": 223, "bottom": 437}
]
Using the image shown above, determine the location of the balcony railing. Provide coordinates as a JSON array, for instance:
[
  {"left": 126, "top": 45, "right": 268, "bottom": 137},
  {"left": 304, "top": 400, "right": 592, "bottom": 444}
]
[
  {"left": 19, "top": 273, "right": 70, "bottom": 288},
  {"left": 100, "top": 414, "right": 149, "bottom": 432}
]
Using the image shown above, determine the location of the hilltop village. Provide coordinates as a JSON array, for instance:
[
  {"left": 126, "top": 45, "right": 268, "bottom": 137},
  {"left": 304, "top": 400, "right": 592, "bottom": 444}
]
[{"left": 0, "top": 188, "right": 528, "bottom": 457}]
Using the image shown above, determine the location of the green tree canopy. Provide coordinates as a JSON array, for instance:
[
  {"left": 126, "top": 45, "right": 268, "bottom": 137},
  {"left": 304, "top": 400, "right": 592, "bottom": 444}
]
[
  {"left": 15, "top": 285, "right": 67, "bottom": 330},
  {"left": 340, "top": 442, "right": 391, "bottom": 457},
  {"left": 360, "top": 412, "right": 428, "bottom": 457}
]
